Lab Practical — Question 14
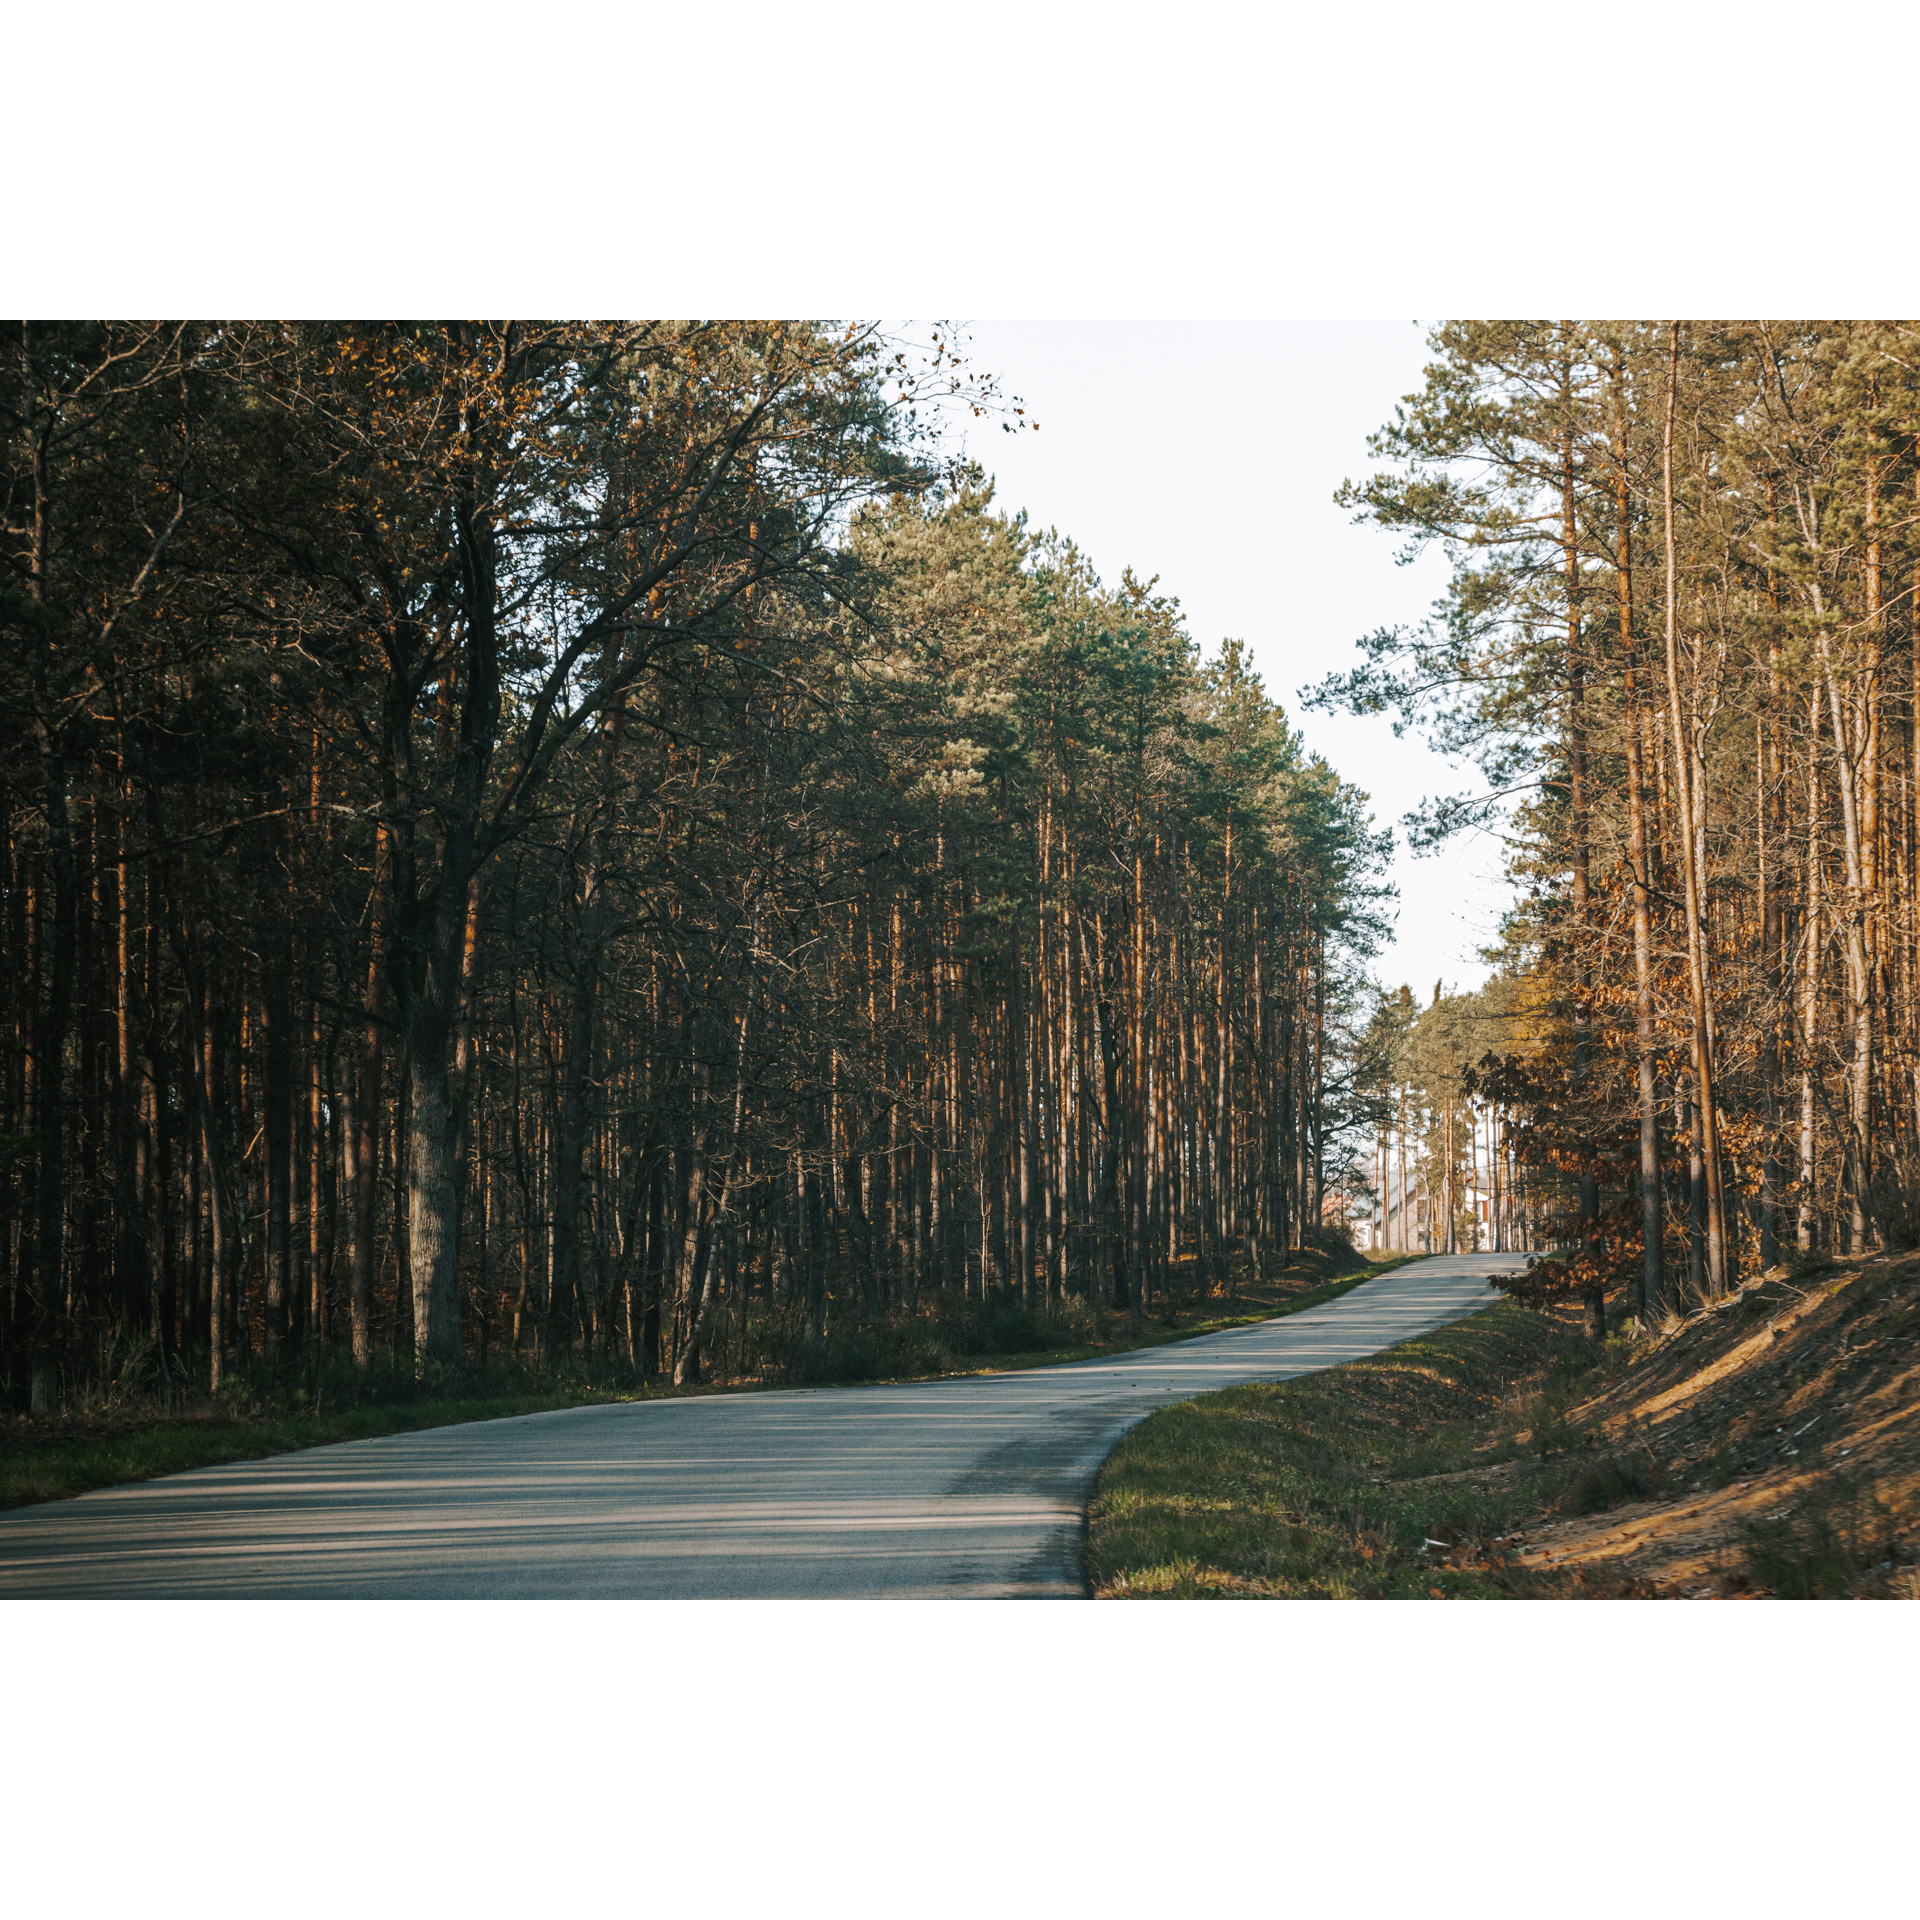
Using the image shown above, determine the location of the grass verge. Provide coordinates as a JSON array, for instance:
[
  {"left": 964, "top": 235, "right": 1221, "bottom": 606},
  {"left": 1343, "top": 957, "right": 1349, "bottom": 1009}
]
[
  {"left": 0, "top": 1393, "right": 621, "bottom": 1512},
  {"left": 938, "top": 1259, "right": 1402, "bottom": 1378},
  {"left": 1086, "top": 1298, "right": 1606, "bottom": 1598}
]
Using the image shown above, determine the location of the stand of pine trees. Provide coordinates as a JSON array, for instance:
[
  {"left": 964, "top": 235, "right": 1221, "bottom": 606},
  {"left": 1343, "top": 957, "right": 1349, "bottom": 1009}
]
[
  {"left": 1355, "top": 979, "right": 1548, "bottom": 1265},
  {"left": 2, "top": 321, "right": 1385, "bottom": 1411},
  {"left": 1322, "top": 320, "right": 1920, "bottom": 1330}
]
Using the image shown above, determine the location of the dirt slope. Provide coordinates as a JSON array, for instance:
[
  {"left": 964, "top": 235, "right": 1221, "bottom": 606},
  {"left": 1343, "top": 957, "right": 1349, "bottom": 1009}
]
[{"left": 1514, "top": 1253, "right": 1920, "bottom": 1597}]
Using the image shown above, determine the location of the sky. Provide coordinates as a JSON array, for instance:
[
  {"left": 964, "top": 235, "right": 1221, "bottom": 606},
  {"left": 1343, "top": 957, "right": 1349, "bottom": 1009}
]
[{"left": 939, "top": 319, "right": 1511, "bottom": 1003}]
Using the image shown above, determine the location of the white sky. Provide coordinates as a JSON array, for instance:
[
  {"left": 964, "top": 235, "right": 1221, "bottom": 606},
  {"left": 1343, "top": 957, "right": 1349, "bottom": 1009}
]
[{"left": 944, "top": 318, "right": 1508, "bottom": 1002}]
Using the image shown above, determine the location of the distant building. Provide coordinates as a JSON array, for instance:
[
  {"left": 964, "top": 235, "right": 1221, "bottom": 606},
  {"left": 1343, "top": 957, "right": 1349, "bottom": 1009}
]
[
  {"left": 1359, "top": 1156, "right": 1429, "bottom": 1252},
  {"left": 1357, "top": 1165, "right": 1510, "bottom": 1254}
]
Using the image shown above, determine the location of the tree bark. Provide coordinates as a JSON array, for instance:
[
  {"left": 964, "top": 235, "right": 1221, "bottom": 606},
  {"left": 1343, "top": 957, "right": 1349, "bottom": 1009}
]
[{"left": 1611, "top": 338, "right": 1664, "bottom": 1319}]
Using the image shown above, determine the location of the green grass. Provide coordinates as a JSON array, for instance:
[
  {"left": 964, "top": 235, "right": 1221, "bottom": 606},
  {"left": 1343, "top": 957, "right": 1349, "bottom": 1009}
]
[
  {"left": 3, "top": 1254, "right": 1412, "bottom": 1513},
  {"left": 0, "top": 1390, "right": 642, "bottom": 1512},
  {"left": 1086, "top": 1299, "right": 1611, "bottom": 1598}
]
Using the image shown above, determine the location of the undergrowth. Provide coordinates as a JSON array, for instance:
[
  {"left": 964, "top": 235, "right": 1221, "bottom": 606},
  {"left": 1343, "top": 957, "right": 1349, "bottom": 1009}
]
[{"left": 1741, "top": 1477, "right": 1900, "bottom": 1599}]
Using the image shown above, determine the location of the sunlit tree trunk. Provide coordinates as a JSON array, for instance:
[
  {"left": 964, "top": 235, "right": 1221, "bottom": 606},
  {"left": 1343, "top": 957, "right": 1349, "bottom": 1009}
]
[
  {"left": 1560, "top": 355, "right": 1603, "bottom": 1336},
  {"left": 1798, "top": 687, "right": 1824, "bottom": 1254},
  {"left": 1611, "top": 339, "right": 1663, "bottom": 1319},
  {"left": 1660, "top": 322, "right": 1725, "bottom": 1293}
]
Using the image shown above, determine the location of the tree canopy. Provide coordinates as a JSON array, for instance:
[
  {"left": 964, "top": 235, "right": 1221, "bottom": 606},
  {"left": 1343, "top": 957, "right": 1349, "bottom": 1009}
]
[{"left": 2, "top": 320, "right": 1384, "bottom": 1408}]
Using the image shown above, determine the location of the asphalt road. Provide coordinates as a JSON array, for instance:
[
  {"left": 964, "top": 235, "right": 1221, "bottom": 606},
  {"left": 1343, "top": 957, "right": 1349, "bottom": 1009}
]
[{"left": 0, "top": 1252, "right": 1529, "bottom": 1598}]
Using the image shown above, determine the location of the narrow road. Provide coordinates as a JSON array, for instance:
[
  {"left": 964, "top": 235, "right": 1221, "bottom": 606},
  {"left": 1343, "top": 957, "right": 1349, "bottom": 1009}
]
[{"left": 0, "top": 1254, "right": 1526, "bottom": 1598}]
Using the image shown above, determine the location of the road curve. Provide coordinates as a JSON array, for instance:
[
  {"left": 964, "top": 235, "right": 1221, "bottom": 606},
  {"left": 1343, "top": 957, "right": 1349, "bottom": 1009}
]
[{"left": 0, "top": 1253, "right": 1528, "bottom": 1598}]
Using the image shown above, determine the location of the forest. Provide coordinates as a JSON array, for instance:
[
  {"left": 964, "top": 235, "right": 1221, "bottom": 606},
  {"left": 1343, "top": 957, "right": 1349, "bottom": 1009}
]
[
  {"left": 1325, "top": 321, "right": 1920, "bottom": 1336},
  {"left": 0, "top": 321, "right": 1389, "bottom": 1415}
]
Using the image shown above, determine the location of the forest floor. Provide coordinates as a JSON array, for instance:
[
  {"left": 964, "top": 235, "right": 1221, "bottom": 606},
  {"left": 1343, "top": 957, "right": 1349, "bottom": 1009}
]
[
  {"left": 1085, "top": 1250, "right": 1920, "bottom": 1598},
  {"left": 0, "top": 1243, "right": 1401, "bottom": 1513}
]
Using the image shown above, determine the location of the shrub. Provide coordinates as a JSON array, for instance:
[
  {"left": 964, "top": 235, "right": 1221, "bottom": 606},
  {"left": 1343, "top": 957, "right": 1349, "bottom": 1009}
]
[
  {"left": 1743, "top": 1478, "right": 1892, "bottom": 1597},
  {"left": 1554, "top": 1453, "right": 1660, "bottom": 1516}
]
